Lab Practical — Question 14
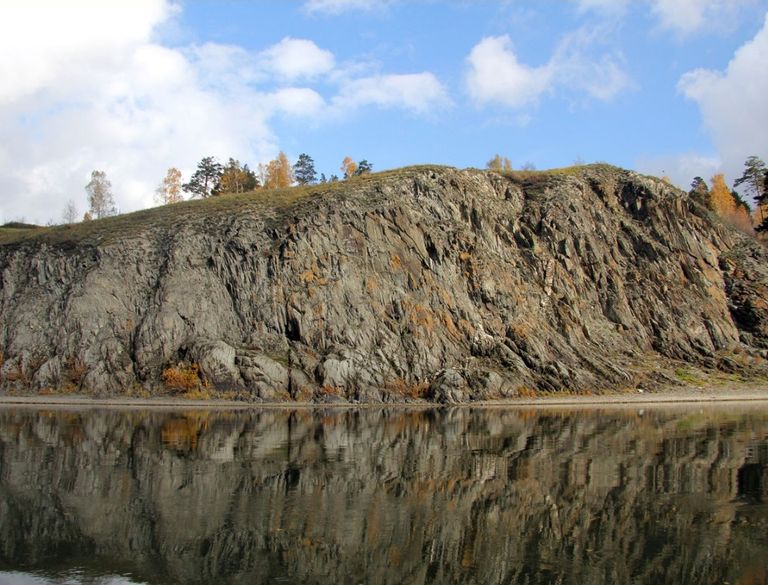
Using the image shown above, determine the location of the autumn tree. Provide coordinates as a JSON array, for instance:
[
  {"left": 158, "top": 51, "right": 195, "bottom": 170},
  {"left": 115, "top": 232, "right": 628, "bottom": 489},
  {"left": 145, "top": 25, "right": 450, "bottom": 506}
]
[
  {"left": 85, "top": 170, "right": 117, "bottom": 219},
  {"left": 264, "top": 151, "right": 294, "bottom": 189},
  {"left": 216, "top": 158, "right": 258, "bottom": 194},
  {"left": 341, "top": 156, "right": 358, "bottom": 179},
  {"left": 155, "top": 167, "right": 184, "bottom": 205},
  {"left": 182, "top": 156, "right": 223, "bottom": 198},
  {"left": 355, "top": 159, "right": 373, "bottom": 176},
  {"left": 710, "top": 173, "right": 752, "bottom": 233},
  {"left": 486, "top": 154, "right": 512, "bottom": 172},
  {"left": 61, "top": 200, "right": 78, "bottom": 224},
  {"left": 293, "top": 153, "right": 317, "bottom": 185}
]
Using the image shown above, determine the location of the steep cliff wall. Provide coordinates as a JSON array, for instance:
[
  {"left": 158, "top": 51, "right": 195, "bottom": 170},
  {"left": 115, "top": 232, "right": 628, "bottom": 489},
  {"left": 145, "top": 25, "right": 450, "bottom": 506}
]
[{"left": 1, "top": 165, "right": 767, "bottom": 401}]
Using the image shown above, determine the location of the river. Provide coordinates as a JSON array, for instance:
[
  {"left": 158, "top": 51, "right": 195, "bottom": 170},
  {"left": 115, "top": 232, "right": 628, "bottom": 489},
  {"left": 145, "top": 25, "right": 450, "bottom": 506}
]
[{"left": 0, "top": 405, "right": 766, "bottom": 584}]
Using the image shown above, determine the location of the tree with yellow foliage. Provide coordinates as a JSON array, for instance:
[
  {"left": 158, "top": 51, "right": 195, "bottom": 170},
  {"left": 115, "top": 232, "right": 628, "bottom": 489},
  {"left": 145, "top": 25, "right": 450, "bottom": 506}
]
[
  {"left": 341, "top": 156, "right": 358, "bottom": 179},
  {"left": 264, "top": 152, "right": 294, "bottom": 189},
  {"left": 486, "top": 154, "right": 512, "bottom": 172},
  {"left": 155, "top": 167, "right": 184, "bottom": 205},
  {"left": 710, "top": 173, "right": 752, "bottom": 233}
]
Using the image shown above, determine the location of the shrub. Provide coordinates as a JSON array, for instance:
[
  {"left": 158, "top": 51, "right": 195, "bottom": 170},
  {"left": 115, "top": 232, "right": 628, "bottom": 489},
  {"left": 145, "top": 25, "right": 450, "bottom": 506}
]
[{"left": 162, "top": 363, "right": 203, "bottom": 393}]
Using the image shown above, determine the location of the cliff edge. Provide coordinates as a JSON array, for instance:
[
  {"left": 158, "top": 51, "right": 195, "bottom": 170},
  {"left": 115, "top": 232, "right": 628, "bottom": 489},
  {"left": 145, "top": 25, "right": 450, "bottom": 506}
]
[{"left": 2, "top": 164, "right": 768, "bottom": 402}]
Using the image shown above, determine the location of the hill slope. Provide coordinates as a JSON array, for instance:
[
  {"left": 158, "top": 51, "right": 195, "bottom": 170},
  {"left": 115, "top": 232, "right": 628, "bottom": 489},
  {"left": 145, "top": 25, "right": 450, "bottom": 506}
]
[{"left": 1, "top": 165, "right": 768, "bottom": 402}]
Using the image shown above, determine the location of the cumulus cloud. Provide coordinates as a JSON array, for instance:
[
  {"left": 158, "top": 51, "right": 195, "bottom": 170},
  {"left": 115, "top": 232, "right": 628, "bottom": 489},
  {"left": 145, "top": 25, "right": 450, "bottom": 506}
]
[
  {"left": 333, "top": 73, "right": 451, "bottom": 114},
  {"left": 259, "top": 38, "right": 335, "bottom": 81},
  {"left": 678, "top": 13, "right": 768, "bottom": 183},
  {"left": 0, "top": 1, "right": 447, "bottom": 224},
  {"left": 649, "top": 0, "right": 742, "bottom": 35},
  {"left": 466, "top": 32, "right": 630, "bottom": 109},
  {"left": 466, "top": 36, "right": 553, "bottom": 108},
  {"left": 574, "top": 0, "right": 751, "bottom": 35},
  {"left": 303, "top": 0, "right": 397, "bottom": 14}
]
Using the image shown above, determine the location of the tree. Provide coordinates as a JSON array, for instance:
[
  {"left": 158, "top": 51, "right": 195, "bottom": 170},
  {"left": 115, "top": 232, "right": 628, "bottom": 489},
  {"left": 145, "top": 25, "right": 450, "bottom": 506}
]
[
  {"left": 354, "top": 159, "right": 373, "bottom": 176},
  {"left": 486, "top": 154, "right": 512, "bottom": 172},
  {"left": 182, "top": 156, "right": 223, "bottom": 198},
  {"left": 689, "top": 176, "right": 711, "bottom": 209},
  {"left": 319, "top": 173, "right": 327, "bottom": 184},
  {"left": 264, "top": 151, "right": 294, "bottom": 189},
  {"left": 216, "top": 158, "right": 258, "bottom": 194},
  {"left": 85, "top": 170, "right": 117, "bottom": 219},
  {"left": 734, "top": 156, "right": 768, "bottom": 224},
  {"left": 328, "top": 174, "right": 339, "bottom": 182},
  {"left": 61, "top": 200, "right": 78, "bottom": 224},
  {"left": 293, "top": 153, "right": 317, "bottom": 185},
  {"left": 734, "top": 156, "right": 767, "bottom": 202},
  {"left": 710, "top": 173, "right": 752, "bottom": 233},
  {"left": 341, "top": 156, "right": 357, "bottom": 179},
  {"left": 155, "top": 167, "right": 184, "bottom": 205},
  {"left": 521, "top": 162, "right": 537, "bottom": 171}
]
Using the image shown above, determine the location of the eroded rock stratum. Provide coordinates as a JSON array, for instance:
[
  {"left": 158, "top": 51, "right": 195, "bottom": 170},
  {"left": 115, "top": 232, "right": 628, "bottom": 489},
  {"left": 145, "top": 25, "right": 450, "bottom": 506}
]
[{"left": 2, "top": 165, "right": 768, "bottom": 401}]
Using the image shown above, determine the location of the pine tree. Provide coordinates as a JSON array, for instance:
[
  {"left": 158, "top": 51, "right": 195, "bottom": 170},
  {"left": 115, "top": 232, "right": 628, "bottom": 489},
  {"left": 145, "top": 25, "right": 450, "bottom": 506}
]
[
  {"left": 182, "top": 157, "right": 223, "bottom": 198},
  {"left": 354, "top": 159, "right": 373, "bottom": 176},
  {"left": 293, "top": 153, "right": 317, "bottom": 185},
  {"left": 689, "top": 176, "right": 710, "bottom": 209},
  {"left": 85, "top": 170, "right": 117, "bottom": 219}
]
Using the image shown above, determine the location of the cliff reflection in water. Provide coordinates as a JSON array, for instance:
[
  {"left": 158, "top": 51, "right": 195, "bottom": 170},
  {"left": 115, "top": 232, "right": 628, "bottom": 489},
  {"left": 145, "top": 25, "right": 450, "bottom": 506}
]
[{"left": 1, "top": 406, "right": 768, "bottom": 585}]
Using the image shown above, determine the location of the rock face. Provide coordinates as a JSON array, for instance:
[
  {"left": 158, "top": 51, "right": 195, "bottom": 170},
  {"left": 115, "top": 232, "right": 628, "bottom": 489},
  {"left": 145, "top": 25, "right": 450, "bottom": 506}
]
[{"left": 1, "top": 165, "right": 768, "bottom": 401}]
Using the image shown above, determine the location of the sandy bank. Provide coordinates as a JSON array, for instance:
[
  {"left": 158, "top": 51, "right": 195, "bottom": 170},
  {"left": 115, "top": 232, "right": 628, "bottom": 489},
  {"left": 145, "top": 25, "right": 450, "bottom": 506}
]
[{"left": 0, "top": 385, "right": 767, "bottom": 411}]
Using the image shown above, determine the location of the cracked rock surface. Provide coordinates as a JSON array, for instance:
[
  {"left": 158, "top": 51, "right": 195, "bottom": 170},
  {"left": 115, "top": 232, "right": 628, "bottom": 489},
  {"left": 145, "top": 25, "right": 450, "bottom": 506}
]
[{"left": 2, "top": 165, "right": 767, "bottom": 401}]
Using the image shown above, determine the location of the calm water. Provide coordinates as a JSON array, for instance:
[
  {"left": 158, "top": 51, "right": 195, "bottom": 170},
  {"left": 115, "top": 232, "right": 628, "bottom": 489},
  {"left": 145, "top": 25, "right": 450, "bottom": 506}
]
[{"left": 0, "top": 405, "right": 767, "bottom": 585}]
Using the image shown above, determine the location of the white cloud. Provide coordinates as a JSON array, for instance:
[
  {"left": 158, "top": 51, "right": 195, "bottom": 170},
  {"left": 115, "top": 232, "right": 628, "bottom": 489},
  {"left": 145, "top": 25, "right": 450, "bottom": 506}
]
[
  {"left": 260, "top": 38, "right": 335, "bottom": 81},
  {"left": 573, "top": 0, "right": 630, "bottom": 15},
  {"left": 333, "top": 73, "right": 451, "bottom": 114},
  {"left": 466, "top": 36, "right": 553, "bottom": 108},
  {"left": 649, "top": 0, "right": 742, "bottom": 35},
  {"left": 678, "top": 13, "right": 768, "bottom": 185},
  {"left": 0, "top": 2, "right": 447, "bottom": 224},
  {"left": 268, "top": 88, "right": 327, "bottom": 118},
  {"left": 466, "top": 33, "right": 631, "bottom": 109},
  {"left": 304, "top": 0, "right": 396, "bottom": 14},
  {"left": 573, "top": 0, "right": 752, "bottom": 35},
  {"left": 0, "top": 0, "right": 174, "bottom": 104}
]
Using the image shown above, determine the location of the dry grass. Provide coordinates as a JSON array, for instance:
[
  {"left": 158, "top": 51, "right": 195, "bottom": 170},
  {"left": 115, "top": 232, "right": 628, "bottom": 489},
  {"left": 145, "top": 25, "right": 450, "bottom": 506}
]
[{"left": 162, "top": 362, "right": 205, "bottom": 393}]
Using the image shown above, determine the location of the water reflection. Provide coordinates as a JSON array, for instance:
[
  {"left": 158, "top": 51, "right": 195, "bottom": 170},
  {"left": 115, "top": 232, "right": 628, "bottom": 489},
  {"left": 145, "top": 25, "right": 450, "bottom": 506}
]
[{"left": 0, "top": 406, "right": 767, "bottom": 584}]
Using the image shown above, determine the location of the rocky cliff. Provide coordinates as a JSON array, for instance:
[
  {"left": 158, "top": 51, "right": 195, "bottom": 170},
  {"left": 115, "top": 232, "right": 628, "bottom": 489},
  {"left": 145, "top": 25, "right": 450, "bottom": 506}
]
[{"left": 1, "top": 165, "right": 768, "bottom": 401}]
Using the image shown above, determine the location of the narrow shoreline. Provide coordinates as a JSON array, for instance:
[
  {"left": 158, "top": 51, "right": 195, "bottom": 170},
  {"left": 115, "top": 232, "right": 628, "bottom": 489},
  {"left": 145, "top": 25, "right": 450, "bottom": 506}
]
[{"left": 1, "top": 386, "right": 767, "bottom": 410}]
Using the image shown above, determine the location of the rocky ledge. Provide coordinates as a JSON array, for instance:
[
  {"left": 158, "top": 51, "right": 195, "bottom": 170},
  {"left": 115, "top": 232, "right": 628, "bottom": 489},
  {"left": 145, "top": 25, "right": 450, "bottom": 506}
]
[{"left": 1, "top": 165, "right": 768, "bottom": 403}]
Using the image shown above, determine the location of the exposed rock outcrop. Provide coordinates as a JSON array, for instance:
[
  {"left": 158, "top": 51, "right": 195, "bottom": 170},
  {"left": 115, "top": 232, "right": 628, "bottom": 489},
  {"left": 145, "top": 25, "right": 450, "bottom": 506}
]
[{"left": 1, "top": 165, "right": 767, "bottom": 400}]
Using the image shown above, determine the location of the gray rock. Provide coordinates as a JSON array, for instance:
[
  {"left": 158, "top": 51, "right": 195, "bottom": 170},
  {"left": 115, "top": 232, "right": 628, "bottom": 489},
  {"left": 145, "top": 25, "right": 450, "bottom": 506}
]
[{"left": 2, "top": 164, "right": 768, "bottom": 400}]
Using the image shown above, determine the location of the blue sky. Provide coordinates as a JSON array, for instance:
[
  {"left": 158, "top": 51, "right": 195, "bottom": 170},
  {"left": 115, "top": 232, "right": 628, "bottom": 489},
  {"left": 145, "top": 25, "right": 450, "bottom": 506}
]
[{"left": 1, "top": 0, "right": 767, "bottom": 224}]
